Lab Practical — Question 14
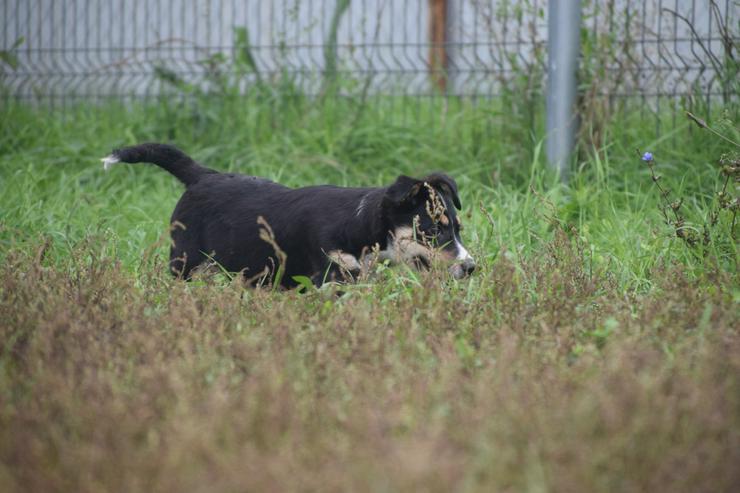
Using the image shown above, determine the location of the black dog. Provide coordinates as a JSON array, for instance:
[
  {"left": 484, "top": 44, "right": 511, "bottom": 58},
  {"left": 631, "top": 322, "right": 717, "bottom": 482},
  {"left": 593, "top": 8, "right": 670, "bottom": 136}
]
[{"left": 102, "top": 143, "right": 475, "bottom": 287}]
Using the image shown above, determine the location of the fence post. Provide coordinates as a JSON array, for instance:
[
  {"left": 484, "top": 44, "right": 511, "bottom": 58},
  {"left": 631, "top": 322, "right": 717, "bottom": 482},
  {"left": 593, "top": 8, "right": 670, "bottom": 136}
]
[
  {"left": 546, "top": 0, "right": 582, "bottom": 180},
  {"left": 429, "top": 0, "right": 449, "bottom": 93}
]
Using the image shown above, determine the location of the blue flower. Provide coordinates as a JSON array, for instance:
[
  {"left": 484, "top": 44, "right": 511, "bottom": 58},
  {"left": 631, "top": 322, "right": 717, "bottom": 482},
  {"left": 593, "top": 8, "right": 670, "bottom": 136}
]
[{"left": 642, "top": 152, "right": 653, "bottom": 162}]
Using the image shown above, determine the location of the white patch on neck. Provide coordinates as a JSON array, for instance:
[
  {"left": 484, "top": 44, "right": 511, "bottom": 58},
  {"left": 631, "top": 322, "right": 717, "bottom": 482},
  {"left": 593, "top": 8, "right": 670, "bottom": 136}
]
[{"left": 101, "top": 155, "right": 120, "bottom": 171}]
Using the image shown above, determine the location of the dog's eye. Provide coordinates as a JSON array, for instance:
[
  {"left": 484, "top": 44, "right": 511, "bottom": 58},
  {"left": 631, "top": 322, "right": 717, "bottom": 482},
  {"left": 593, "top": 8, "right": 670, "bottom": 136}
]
[{"left": 419, "top": 226, "right": 439, "bottom": 243}]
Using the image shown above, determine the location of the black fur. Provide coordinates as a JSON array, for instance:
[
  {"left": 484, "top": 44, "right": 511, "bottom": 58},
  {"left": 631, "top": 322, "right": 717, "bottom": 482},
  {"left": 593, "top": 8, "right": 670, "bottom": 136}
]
[{"left": 106, "top": 143, "right": 474, "bottom": 288}]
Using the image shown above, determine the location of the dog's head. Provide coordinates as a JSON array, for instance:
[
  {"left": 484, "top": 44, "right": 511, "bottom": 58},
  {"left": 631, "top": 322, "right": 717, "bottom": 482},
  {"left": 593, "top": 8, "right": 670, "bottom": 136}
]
[{"left": 382, "top": 173, "right": 475, "bottom": 279}]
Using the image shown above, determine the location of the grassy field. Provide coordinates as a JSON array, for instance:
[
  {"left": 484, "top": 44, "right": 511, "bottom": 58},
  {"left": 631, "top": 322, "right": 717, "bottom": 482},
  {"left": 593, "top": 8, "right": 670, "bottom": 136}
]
[{"left": 1, "top": 97, "right": 738, "bottom": 492}]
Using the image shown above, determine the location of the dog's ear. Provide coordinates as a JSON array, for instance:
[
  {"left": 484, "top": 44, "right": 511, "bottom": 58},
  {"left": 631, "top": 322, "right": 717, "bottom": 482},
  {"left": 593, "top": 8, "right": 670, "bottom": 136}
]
[
  {"left": 385, "top": 175, "right": 425, "bottom": 207},
  {"left": 423, "top": 173, "right": 461, "bottom": 210}
]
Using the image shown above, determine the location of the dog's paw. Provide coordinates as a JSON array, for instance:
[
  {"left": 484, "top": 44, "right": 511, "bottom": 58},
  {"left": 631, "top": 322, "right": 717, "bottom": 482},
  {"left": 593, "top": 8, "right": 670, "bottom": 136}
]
[
  {"left": 327, "top": 250, "right": 362, "bottom": 272},
  {"left": 100, "top": 154, "right": 120, "bottom": 171}
]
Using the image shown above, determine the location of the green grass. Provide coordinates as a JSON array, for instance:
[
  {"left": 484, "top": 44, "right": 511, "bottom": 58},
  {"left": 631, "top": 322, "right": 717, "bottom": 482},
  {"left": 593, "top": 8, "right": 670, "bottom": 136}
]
[
  {"left": 0, "top": 96, "right": 738, "bottom": 491},
  {"left": 1, "top": 97, "right": 735, "bottom": 286}
]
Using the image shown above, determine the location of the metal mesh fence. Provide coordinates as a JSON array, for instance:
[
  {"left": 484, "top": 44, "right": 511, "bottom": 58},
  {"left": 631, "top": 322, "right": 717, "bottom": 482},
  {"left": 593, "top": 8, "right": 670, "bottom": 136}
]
[{"left": 1, "top": 1, "right": 737, "bottom": 128}]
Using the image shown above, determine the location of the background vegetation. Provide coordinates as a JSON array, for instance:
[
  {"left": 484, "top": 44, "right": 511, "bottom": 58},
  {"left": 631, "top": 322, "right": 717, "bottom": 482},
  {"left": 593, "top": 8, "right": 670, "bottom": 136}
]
[{"left": 1, "top": 60, "right": 739, "bottom": 491}]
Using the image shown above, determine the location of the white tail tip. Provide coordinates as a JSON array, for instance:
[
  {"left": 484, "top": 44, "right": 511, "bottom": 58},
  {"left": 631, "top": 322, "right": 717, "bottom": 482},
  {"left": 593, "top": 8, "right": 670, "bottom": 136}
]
[{"left": 101, "top": 155, "right": 120, "bottom": 171}]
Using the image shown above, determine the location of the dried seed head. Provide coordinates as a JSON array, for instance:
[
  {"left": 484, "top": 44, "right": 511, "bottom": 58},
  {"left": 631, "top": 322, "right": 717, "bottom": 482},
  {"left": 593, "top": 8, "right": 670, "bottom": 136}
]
[
  {"left": 423, "top": 182, "right": 447, "bottom": 225},
  {"left": 686, "top": 111, "right": 708, "bottom": 129}
]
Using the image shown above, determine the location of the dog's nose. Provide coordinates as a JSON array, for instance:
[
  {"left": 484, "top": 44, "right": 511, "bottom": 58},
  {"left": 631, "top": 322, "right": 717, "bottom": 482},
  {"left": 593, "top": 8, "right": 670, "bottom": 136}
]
[
  {"left": 461, "top": 258, "right": 476, "bottom": 275},
  {"left": 450, "top": 257, "right": 476, "bottom": 279}
]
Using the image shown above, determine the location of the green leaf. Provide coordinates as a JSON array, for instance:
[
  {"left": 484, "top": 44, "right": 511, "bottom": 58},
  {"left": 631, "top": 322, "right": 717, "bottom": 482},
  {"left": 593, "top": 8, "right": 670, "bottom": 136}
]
[
  {"left": 233, "top": 26, "right": 260, "bottom": 80},
  {"left": 10, "top": 36, "right": 25, "bottom": 50},
  {"left": 0, "top": 36, "right": 24, "bottom": 70},
  {"left": 0, "top": 50, "right": 19, "bottom": 70},
  {"left": 292, "top": 275, "right": 315, "bottom": 293},
  {"left": 153, "top": 65, "right": 189, "bottom": 90}
]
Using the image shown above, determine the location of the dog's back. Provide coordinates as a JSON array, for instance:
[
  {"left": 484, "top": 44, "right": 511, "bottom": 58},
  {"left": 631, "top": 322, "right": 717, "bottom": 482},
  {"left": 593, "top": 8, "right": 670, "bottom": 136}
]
[{"left": 103, "top": 144, "right": 380, "bottom": 284}]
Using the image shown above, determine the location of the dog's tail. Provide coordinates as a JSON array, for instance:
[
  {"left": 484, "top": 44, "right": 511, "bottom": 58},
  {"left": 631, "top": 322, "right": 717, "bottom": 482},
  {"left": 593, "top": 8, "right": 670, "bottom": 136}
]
[{"left": 101, "top": 143, "right": 217, "bottom": 186}]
